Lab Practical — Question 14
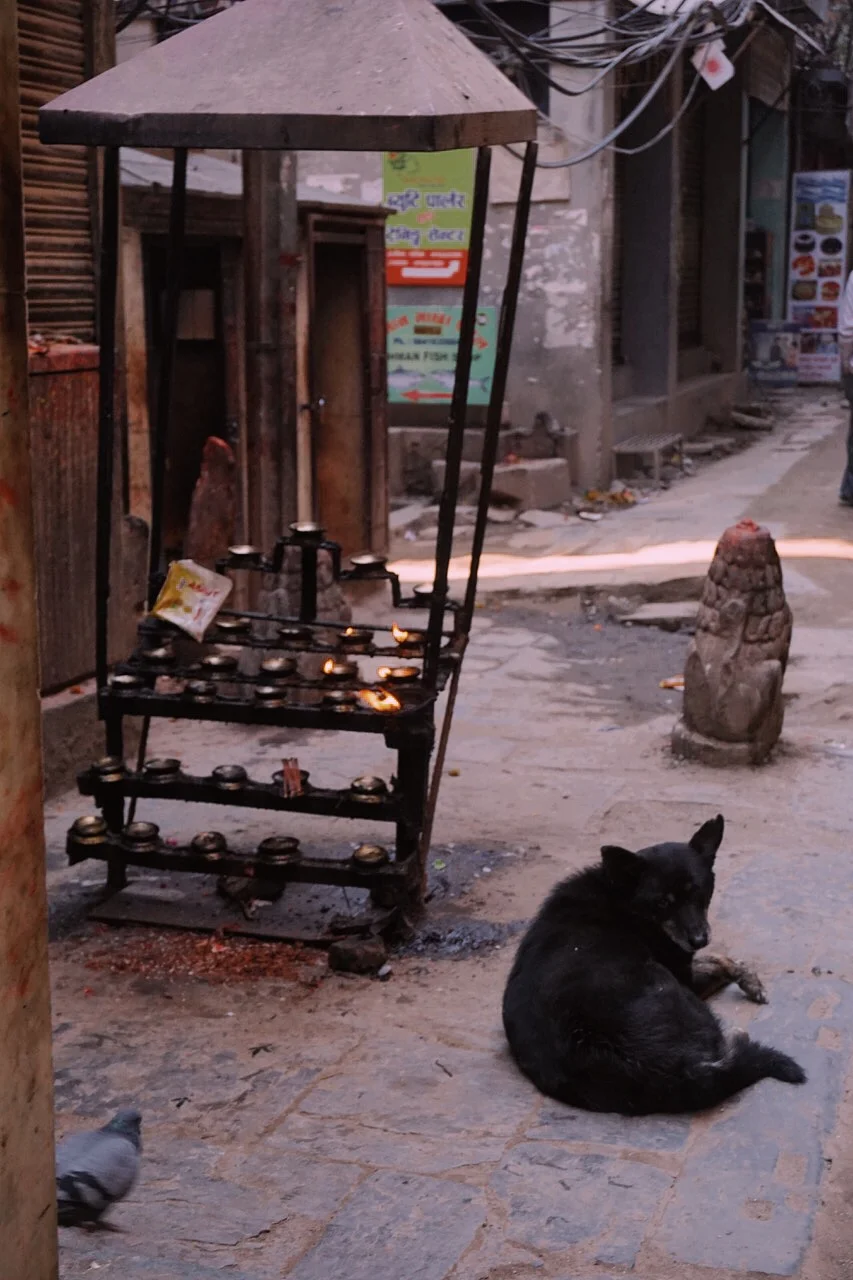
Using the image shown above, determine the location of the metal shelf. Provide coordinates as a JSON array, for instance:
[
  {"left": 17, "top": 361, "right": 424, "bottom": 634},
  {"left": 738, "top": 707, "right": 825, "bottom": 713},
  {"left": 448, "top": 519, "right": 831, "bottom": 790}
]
[
  {"left": 78, "top": 766, "right": 402, "bottom": 823},
  {"left": 67, "top": 832, "right": 414, "bottom": 893},
  {"left": 98, "top": 685, "right": 437, "bottom": 734}
]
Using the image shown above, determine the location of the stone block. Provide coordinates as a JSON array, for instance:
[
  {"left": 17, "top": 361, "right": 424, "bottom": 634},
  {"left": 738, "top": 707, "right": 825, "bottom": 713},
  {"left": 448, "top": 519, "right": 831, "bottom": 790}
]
[
  {"left": 621, "top": 601, "right": 698, "bottom": 631},
  {"left": 526, "top": 1103, "right": 690, "bottom": 1151},
  {"left": 328, "top": 936, "right": 387, "bottom": 975},
  {"left": 658, "top": 976, "right": 853, "bottom": 1275},
  {"left": 518, "top": 509, "right": 574, "bottom": 529},
  {"left": 288, "top": 1170, "right": 486, "bottom": 1280},
  {"left": 431, "top": 457, "right": 570, "bottom": 511},
  {"left": 489, "top": 1143, "right": 671, "bottom": 1262}
]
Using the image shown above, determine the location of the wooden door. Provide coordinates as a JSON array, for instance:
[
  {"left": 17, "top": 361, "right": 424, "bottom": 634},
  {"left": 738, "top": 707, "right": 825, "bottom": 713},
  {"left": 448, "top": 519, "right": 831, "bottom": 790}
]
[{"left": 304, "top": 212, "right": 388, "bottom": 558}]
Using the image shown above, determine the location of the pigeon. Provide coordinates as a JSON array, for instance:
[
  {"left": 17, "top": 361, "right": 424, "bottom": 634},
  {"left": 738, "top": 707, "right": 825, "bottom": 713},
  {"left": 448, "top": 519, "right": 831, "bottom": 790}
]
[{"left": 56, "top": 1108, "right": 142, "bottom": 1226}]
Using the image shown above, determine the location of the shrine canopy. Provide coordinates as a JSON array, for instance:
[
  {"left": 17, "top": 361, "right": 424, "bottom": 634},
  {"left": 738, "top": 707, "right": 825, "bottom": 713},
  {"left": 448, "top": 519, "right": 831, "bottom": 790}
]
[{"left": 39, "top": 0, "right": 538, "bottom": 152}]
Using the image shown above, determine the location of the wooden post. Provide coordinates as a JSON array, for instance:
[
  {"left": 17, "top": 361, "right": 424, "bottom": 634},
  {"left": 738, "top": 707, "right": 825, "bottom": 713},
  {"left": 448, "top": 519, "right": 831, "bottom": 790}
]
[
  {"left": 242, "top": 150, "right": 299, "bottom": 551},
  {"left": 121, "top": 225, "right": 151, "bottom": 524},
  {"left": 0, "top": 5, "right": 59, "bottom": 1277}
]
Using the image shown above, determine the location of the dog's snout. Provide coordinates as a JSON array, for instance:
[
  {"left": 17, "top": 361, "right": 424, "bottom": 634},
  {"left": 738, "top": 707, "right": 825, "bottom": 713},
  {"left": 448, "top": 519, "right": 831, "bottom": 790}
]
[{"left": 688, "top": 928, "right": 709, "bottom": 951}]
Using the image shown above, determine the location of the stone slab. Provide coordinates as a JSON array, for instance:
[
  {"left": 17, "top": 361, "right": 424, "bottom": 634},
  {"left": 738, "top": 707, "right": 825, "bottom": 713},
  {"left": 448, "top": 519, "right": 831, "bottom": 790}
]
[
  {"left": 431, "top": 457, "right": 570, "bottom": 511},
  {"left": 518, "top": 509, "right": 576, "bottom": 529},
  {"left": 527, "top": 1102, "right": 691, "bottom": 1151},
  {"left": 658, "top": 976, "right": 853, "bottom": 1274},
  {"left": 621, "top": 600, "right": 698, "bottom": 630},
  {"left": 490, "top": 1143, "right": 672, "bottom": 1264},
  {"left": 287, "top": 1170, "right": 485, "bottom": 1280}
]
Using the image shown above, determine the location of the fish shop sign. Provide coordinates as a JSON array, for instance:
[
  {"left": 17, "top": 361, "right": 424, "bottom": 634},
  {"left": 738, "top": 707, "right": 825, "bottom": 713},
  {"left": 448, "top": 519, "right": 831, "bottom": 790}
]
[{"left": 386, "top": 305, "right": 497, "bottom": 405}]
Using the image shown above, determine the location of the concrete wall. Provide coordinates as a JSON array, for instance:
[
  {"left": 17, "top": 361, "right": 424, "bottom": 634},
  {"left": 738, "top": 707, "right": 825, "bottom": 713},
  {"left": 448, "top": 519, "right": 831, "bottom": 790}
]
[{"left": 299, "top": 2, "right": 613, "bottom": 490}]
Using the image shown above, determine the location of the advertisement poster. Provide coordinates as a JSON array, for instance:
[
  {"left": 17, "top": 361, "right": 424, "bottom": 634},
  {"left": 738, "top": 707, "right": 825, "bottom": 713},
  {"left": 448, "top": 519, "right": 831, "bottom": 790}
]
[
  {"left": 386, "top": 305, "right": 497, "bottom": 405},
  {"left": 382, "top": 150, "right": 474, "bottom": 286},
  {"left": 787, "top": 170, "right": 850, "bottom": 382},
  {"left": 748, "top": 321, "right": 800, "bottom": 387}
]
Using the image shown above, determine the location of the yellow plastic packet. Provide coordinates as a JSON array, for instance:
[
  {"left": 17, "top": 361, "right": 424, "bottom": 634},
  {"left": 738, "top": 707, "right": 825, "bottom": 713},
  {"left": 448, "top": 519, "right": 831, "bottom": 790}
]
[{"left": 150, "top": 559, "right": 233, "bottom": 641}]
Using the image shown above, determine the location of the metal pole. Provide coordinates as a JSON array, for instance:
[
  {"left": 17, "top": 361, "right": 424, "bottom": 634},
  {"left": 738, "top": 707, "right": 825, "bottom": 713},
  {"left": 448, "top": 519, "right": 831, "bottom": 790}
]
[
  {"left": 0, "top": 5, "right": 59, "bottom": 1273},
  {"left": 463, "top": 140, "right": 537, "bottom": 630},
  {"left": 423, "top": 147, "right": 491, "bottom": 688},
  {"left": 420, "top": 143, "right": 537, "bottom": 873},
  {"left": 147, "top": 147, "right": 188, "bottom": 597},
  {"left": 95, "top": 147, "right": 120, "bottom": 691}
]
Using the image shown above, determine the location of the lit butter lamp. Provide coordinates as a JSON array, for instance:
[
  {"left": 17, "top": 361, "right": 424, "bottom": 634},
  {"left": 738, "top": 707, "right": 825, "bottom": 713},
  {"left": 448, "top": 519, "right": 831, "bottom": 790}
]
[
  {"left": 359, "top": 688, "right": 401, "bottom": 714},
  {"left": 338, "top": 626, "right": 374, "bottom": 653},
  {"left": 323, "top": 656, "right": 359, "bottom": 683},
  {"left": 391, "top": 622, "right": 425, "bottom": 654},
  {"left": 377, "top": 665, "right": 420, "bottom": 684}
]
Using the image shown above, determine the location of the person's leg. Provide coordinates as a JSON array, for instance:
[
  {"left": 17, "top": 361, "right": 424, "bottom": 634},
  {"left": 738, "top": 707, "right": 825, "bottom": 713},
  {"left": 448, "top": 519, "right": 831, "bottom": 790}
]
[{"left": 841, "top": 375, "right": 853, "bottom": 504}]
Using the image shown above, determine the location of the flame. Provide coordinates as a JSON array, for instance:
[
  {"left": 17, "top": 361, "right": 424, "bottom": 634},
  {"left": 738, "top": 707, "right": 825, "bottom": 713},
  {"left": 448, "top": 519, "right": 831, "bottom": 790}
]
[
  {"left": 344, "top": 626, "right": 356, "bottom": 636},
  {"left": 323, "top": 657, "right": 335, "bottom": 674},
  {"left": 391, "top": 622, "right": 409, "bottom": 644},
  {"left": 359, "top": 688, "right": 401, "bottom": 713}
]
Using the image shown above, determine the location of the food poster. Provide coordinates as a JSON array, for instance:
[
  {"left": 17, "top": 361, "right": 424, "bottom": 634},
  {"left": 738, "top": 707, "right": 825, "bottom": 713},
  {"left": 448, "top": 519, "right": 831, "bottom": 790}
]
[
  {"left": 386, "top": 305, "right": 497, "bottom": 405},
  {"left": 788, "top": 170, "right": 850, "bottom": 382},
  {"left": 748, "top": 321, "right": 801, "bottom": 387},
  {"left": 382, "top": 150, "right": 474, "bottom": 286}
]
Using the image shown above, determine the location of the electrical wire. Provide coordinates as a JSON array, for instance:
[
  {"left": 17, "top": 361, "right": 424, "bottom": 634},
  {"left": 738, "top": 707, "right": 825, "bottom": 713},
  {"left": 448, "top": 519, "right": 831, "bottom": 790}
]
[{"left": 115, "top": 0, "right": 823, "bottom": 167}]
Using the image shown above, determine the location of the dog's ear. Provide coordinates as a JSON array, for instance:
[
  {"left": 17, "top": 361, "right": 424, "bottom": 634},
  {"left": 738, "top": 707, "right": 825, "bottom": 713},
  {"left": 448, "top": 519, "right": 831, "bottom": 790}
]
[
  {"left": 689, "top": 814, "right": 724, "bottom": 865},
  {"left": 601, "top": 845, "right": 643, "bottom": 890}
]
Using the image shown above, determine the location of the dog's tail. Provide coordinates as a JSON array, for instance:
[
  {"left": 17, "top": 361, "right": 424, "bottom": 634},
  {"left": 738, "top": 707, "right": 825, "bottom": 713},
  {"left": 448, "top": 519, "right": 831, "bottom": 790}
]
[{"left": 684, "top": 1031, "right": 806, "bottom": 1110}]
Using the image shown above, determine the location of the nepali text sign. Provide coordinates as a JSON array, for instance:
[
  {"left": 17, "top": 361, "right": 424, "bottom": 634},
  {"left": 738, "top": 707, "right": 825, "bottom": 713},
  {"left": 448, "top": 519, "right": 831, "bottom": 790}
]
[
  {"left": 386, "top": 305, "right": 497, "bottom": 405},
  {"left": 383, "top": 150, "right": 474, "bottom": 286}
]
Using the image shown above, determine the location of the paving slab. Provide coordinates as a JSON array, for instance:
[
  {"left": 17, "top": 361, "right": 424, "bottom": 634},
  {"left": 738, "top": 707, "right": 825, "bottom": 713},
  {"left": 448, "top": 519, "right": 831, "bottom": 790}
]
[
  {"left": 287, "top": 1171, "right": 486, "bottom": 1280},
  {"left": 621, "top": 600, "right": 698, "bottom": 629},
  {"left": 658, "top": 977, "right": 853, "bottom": 1275},
  {"left": 490, "top": 1144, "right": 672, "bottom": 1263}
]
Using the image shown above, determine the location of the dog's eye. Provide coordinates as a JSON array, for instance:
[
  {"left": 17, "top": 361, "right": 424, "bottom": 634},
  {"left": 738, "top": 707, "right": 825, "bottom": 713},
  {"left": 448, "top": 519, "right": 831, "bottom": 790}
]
[{"left": 657, "top": 896, "right": 673, "bottom": 912}]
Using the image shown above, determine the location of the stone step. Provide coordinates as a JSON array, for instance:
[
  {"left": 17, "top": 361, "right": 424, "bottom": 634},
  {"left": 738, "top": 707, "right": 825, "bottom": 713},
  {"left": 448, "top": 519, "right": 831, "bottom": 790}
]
[{"left": 430, "top": 457, "right": 570, "bottom": 511}]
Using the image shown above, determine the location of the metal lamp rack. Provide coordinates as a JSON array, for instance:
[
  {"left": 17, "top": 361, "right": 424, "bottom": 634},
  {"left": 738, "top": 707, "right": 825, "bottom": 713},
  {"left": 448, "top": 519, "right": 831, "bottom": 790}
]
[{"left": 39, "top": 0, "right": 539, "bottom": 919}]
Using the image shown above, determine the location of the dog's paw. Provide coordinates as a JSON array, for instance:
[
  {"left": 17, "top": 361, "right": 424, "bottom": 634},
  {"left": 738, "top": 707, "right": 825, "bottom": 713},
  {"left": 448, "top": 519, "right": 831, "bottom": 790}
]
[{"left": 734, "top": 964, "right": 768, "bottom": 1005}]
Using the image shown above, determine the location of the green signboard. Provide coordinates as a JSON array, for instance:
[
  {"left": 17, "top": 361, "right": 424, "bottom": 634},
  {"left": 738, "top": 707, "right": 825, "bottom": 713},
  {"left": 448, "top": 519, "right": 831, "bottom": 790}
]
[
  {"left": 382, "top": 150, "right": 474, "bottom": 286},
  {"left": 386, "top": 305, "right": 497, "bottom": 405}
]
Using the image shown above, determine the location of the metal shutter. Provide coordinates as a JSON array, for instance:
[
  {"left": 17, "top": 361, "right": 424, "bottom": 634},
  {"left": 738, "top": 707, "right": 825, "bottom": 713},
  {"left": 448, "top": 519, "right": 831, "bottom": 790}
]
[
  {"left": 18, "top": 1, "right": 96, "bottom": 341},
  {"left": 677, "top": 103, "right": 705, "bottom": 348}
]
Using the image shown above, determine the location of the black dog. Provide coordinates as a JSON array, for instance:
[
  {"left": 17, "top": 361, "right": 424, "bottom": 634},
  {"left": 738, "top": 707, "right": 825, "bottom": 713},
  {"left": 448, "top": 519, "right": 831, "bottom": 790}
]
[{"left": 502, "top": 815, "right": 805, "bottom": 1114}]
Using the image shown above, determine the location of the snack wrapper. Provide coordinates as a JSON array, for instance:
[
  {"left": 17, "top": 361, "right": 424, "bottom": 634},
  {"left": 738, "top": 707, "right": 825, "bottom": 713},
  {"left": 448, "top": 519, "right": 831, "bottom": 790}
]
[{"left": 150, "top": 559, "right": 233, "bottom": 641}]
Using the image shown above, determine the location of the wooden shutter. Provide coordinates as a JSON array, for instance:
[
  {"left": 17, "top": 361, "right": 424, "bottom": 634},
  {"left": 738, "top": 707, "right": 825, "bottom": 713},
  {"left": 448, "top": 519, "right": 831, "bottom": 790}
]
[{"left": 18, "top": 1, "right": 96, "bottom": 341}]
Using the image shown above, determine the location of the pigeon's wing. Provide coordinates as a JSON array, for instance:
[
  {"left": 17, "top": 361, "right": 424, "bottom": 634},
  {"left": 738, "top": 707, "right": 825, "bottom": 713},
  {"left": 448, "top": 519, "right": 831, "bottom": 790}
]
[
  {"left": 55, "top": 1130, "right": 102, "bottom": 1179},
  {"left": 80, "top": 1133, "right": 140, "bottom": 1201},
  {"left": 56, "top": 1132, "right": 139, "bottom": 1220}
]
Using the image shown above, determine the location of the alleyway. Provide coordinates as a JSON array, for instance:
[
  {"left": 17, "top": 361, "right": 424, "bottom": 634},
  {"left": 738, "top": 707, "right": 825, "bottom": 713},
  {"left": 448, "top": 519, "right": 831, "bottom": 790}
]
[{"left": 49, "top": 390, "right": 853, "bottom": 1280}]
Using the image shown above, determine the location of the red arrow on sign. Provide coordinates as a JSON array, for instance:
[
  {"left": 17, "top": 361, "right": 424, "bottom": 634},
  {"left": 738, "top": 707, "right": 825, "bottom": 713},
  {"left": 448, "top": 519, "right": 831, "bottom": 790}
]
[{"left": 402, "top": 389, "right": 452, "bottom": 402}]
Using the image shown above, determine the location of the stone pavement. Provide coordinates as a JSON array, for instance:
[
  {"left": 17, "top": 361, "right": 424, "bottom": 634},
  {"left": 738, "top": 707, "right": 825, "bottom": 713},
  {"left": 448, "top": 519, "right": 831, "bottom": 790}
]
[
  {"left": 47, "top": 387, "right": 853, "bottom": 1279},
  {"left": 390, "top": 388, "right": 853, "bottom": 599}
]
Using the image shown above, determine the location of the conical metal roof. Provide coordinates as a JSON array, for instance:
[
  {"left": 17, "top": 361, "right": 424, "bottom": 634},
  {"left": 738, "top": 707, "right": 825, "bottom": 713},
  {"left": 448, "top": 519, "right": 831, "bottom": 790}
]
[{"left": 39, "top": 0, "right": 537, "bottom": 151}]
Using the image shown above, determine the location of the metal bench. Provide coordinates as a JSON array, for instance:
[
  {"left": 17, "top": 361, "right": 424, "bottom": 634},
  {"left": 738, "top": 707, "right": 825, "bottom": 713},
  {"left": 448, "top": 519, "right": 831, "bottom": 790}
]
[{"left": 612, "top": 431, "right": 684, "bottom": 486}]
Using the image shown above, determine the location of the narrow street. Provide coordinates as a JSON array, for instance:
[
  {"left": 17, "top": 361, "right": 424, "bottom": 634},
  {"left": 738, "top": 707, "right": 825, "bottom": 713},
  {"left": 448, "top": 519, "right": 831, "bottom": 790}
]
[{"left": 48, "top": 390, "right": 853, "bottom": 1280}]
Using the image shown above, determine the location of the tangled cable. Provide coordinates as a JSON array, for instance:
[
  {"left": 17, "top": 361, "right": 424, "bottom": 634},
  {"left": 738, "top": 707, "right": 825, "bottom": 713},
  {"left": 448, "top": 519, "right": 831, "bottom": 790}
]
[{"left": 466, "top": 0, "right": 821, "bottom": 165}]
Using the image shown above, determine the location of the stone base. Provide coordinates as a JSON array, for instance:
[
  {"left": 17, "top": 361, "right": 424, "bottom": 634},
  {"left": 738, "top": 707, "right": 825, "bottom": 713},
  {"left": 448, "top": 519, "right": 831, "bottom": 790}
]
[
  {"left": 671, "top": 718, "right": 776, "bottom": 767},
  {"left": 431, "top": 456, "right": 571, "bottom": 510}
]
